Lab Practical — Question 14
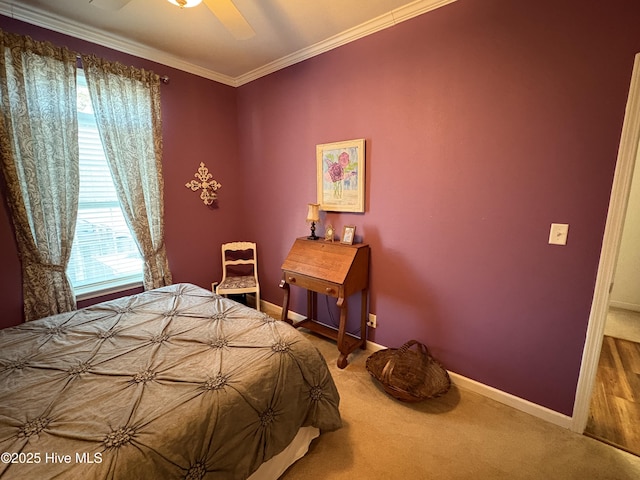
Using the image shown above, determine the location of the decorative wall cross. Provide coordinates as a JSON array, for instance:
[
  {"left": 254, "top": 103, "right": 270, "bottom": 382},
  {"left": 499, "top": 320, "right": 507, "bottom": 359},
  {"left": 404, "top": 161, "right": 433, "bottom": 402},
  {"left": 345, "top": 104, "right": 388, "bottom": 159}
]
[{"left": 185, "top": 162, "right": 222, "bottom": 205}]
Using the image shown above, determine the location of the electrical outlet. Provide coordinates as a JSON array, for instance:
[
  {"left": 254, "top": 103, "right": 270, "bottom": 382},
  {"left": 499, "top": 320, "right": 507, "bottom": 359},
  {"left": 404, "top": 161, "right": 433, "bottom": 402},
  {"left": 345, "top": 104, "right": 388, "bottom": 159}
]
[{"left": 367, "top": 313, "right": 377, "bottom": 329}]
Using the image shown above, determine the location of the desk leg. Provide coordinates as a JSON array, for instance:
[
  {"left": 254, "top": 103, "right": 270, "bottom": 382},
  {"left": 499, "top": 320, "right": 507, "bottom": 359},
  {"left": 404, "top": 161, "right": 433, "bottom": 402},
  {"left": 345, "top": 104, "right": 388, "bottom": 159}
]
[
  {"left": 336, "top": 297, "right": 348, "bottom": 369},
  {"left": 307, "top": 290, "right": 317, "bottom": 322},
  {"left": 279, "top": 280, "right": 291, "bottom": 324}
]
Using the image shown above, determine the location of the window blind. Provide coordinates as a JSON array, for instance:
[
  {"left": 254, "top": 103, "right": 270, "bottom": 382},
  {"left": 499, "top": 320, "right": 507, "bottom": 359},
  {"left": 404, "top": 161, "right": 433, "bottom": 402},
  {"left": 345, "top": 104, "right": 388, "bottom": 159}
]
[{"left": 67, "top": 70, "right": 143, "bottom": 298}]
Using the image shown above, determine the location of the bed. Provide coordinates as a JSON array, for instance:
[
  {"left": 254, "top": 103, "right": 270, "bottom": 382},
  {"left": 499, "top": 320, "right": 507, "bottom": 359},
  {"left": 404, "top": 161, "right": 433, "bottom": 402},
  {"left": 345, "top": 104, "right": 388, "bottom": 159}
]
[{"left": 0, "top": 283, "right": 341, "bottom": 479}]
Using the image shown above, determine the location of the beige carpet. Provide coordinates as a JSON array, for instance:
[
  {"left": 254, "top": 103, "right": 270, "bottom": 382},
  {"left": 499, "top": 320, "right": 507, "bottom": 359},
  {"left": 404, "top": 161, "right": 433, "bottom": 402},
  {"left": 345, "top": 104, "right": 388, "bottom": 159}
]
[{"left": 281, "top": 332, "right": 640, "bottom": 480}]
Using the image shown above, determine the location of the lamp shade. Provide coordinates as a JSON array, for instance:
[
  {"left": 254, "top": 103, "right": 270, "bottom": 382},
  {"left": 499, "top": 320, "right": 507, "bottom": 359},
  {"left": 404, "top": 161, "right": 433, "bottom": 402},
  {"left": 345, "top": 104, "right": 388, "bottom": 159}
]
[
  {"left": 306, "top": 203, "right": 320, "bottom": 222},
  {"left": 167, "top": 0, "right": 202, "bottom": 8}
]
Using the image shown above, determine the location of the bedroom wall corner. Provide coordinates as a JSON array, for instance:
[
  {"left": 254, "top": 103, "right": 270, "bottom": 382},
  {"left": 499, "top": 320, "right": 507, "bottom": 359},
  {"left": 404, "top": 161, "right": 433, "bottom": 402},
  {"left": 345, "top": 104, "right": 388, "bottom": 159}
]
[{"left": 0, "top": 14, "right": 245, "bottom": 324}]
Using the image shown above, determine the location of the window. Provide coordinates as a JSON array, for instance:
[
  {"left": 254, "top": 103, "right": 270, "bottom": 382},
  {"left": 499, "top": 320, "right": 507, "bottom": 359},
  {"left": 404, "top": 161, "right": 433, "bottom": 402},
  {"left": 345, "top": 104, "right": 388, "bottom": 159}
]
[{"left": 67, "top": 70, "right": 143, "bottom": 298}]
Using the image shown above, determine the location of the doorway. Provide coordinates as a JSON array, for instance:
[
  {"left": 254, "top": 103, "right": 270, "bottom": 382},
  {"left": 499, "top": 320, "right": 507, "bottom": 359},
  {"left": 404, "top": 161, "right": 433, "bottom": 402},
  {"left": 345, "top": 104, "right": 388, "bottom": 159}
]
[
  {"left": 584, "top": 78, "right": 640, "bottom": 454},
  {"left": 571, "top": 52, "right": 640, "bottom": 441},
  {"left": 584, "top": 310, "right": 640, "bottom": 455}
]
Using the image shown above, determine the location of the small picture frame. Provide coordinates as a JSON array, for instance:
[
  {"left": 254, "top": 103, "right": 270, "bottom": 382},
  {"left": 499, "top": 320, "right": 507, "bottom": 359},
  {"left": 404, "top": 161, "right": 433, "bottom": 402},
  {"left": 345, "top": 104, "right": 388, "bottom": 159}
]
[
  {"left": 341, "top": 225, "right": 356, "bottom": 245},
  {"left": 325, "top": 224, "right": 335, "bottom": 242}
]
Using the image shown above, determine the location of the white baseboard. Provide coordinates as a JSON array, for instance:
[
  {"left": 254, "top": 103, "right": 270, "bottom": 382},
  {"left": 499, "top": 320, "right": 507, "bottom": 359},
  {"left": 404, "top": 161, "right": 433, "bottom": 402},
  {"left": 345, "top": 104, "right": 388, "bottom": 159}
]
[
  {"left": 261, "top": 300, "right": 573, "bottom": 430},
  {"left": 447, "top": 372, "right": 572, "bottom": 429},
  {"left": 609, "top": 300, "right": 640, "bottom": 312},
  {"left": 260, "top": 299, "right": 306, "bottom": 322}
]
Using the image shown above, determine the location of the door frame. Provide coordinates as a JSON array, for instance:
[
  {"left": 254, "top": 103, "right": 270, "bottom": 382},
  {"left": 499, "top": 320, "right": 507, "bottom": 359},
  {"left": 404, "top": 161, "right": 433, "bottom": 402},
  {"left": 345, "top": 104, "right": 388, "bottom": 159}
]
[{"left": 571, "top": 53, "right": 640, "bottom": 432}]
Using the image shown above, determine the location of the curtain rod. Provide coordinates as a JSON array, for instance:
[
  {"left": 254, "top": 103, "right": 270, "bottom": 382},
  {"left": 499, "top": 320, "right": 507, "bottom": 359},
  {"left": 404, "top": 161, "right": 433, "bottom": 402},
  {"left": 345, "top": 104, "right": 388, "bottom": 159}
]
[{"left": 74, "top": 54, "right": 170, "bottom": 84}]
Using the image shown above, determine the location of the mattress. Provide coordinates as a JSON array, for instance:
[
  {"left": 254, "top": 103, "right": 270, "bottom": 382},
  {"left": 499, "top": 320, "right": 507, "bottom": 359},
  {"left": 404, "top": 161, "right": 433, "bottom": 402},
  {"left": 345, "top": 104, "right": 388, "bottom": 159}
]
[{"left": 0, "top": 283, "right": 341, "bottom": 479}]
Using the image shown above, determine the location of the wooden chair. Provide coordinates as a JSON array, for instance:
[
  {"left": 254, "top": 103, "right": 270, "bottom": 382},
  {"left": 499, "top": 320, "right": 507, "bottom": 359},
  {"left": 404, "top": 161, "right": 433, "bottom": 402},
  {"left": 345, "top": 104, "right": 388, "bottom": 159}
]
[{"left": 213, "top": 242, "right": 260, "bottom": 311}]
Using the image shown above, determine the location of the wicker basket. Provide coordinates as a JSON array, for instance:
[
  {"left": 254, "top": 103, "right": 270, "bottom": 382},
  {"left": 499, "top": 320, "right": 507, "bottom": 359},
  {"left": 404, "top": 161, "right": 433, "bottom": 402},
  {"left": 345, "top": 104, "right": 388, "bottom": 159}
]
[{"left": 366, "top": 340, "right": 451, "bottom": 402}]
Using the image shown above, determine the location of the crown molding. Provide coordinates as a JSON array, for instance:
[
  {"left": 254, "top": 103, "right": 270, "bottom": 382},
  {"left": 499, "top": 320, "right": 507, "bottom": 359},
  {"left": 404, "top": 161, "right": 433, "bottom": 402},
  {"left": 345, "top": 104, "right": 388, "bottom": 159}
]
[
  {"left": 0, "top": 0, "right": 456, "bottom": 88},
  {"left": 0, "top": 0, "right": 237, "bottom": 86},
  {"left": 234, "top": 0, "right": 457, "bottom": 86}
]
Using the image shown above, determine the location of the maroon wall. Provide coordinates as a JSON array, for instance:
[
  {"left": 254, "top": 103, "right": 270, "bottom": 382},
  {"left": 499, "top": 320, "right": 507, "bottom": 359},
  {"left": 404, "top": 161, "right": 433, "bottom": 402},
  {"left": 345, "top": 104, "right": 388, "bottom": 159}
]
[
  {"left": 0, "top": 16, "right": 242, "bottom": 325},
  {"left": 2, "top": 0, "right": 640, "bottom": 416},
  {"left": 236, "top": 0, "right": 640, "bottom": 415}
]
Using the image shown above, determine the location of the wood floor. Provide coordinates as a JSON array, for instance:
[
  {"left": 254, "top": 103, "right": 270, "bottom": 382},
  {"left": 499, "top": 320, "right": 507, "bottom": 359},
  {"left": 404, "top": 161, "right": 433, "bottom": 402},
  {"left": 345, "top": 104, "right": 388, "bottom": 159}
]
[{"left": 585, "top": 335, "right": 640, "bottom": 456}]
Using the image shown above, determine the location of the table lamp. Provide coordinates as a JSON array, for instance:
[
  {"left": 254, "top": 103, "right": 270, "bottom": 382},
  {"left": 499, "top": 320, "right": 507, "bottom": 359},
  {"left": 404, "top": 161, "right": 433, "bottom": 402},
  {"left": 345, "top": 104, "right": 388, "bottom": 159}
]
[{"left": 306, "top": 203, "right": 320, "bottom": 240}]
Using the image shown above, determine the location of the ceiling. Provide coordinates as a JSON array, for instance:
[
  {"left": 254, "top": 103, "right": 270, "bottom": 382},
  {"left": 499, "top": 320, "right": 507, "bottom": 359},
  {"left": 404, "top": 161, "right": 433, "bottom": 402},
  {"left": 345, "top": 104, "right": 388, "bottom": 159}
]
[{"left": 0, "top": 0, "right": 456, "bottom": 87}]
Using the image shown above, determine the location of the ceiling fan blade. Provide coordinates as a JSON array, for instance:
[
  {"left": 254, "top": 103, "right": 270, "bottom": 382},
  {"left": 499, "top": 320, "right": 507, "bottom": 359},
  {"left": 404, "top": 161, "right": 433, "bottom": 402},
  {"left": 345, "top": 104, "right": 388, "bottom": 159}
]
[
  {"left": 88, "top": 0, "right": 132, "bottom": 10},
  {"left": 202, "top": 0, "right": 256, "bottom": 40}
]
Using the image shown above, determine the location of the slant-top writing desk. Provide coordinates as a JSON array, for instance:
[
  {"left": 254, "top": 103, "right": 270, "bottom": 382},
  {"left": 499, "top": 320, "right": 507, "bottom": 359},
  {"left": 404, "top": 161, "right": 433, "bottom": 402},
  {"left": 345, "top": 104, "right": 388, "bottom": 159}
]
[{"left": 279, "top": 237, "right": 370, "bottom": 368}]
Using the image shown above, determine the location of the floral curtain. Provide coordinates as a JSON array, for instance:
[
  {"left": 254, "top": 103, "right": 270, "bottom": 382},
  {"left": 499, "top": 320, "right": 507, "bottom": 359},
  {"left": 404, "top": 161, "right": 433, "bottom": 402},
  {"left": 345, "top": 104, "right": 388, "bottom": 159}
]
[
  {"left": 0, "top": 30, "right": 79, "bottom": 321},
  {"left": 81, "top": 55, "right": 172, "bottom": 290}
]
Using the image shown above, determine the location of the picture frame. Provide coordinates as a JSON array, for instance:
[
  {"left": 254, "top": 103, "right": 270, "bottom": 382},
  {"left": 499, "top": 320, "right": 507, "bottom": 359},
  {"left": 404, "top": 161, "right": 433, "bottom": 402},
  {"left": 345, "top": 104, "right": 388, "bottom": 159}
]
[
  {"left": 317, "top": 139, "right": 365, "bottom": 212},
  {"left": 324, "top": 223, "right": 335, "bottom": 242},
  {"left": 341, "top": 225, "right": 356, "bottom": 245}
]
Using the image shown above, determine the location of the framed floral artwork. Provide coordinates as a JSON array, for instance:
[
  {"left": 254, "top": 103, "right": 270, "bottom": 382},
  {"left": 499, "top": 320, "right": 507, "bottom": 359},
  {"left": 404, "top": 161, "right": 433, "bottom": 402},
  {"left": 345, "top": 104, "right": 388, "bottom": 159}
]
[{"left": 317, "top": 138, "right": 365, "bottom": 212}]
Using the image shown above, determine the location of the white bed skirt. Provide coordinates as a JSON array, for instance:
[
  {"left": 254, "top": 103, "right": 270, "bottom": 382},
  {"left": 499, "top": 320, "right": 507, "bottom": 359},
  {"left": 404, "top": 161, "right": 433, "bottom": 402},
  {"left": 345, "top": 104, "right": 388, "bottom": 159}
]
[{"left": 248, "top": 426, "right": 320, "bottom": 480}]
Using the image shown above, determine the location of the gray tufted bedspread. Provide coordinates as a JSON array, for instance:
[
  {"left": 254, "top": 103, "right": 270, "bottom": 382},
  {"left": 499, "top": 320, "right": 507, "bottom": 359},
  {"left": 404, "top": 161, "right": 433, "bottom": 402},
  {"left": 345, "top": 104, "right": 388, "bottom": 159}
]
[{"left": 0, "top": 283, "right": 341, "bottom": 479}]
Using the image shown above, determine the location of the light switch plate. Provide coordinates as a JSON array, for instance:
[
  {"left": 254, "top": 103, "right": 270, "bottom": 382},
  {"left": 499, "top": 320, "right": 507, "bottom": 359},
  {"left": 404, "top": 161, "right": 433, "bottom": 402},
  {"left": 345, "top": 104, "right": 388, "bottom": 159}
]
[{"left": 549, "top": 223, "right": 569, "bottom": 245}]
